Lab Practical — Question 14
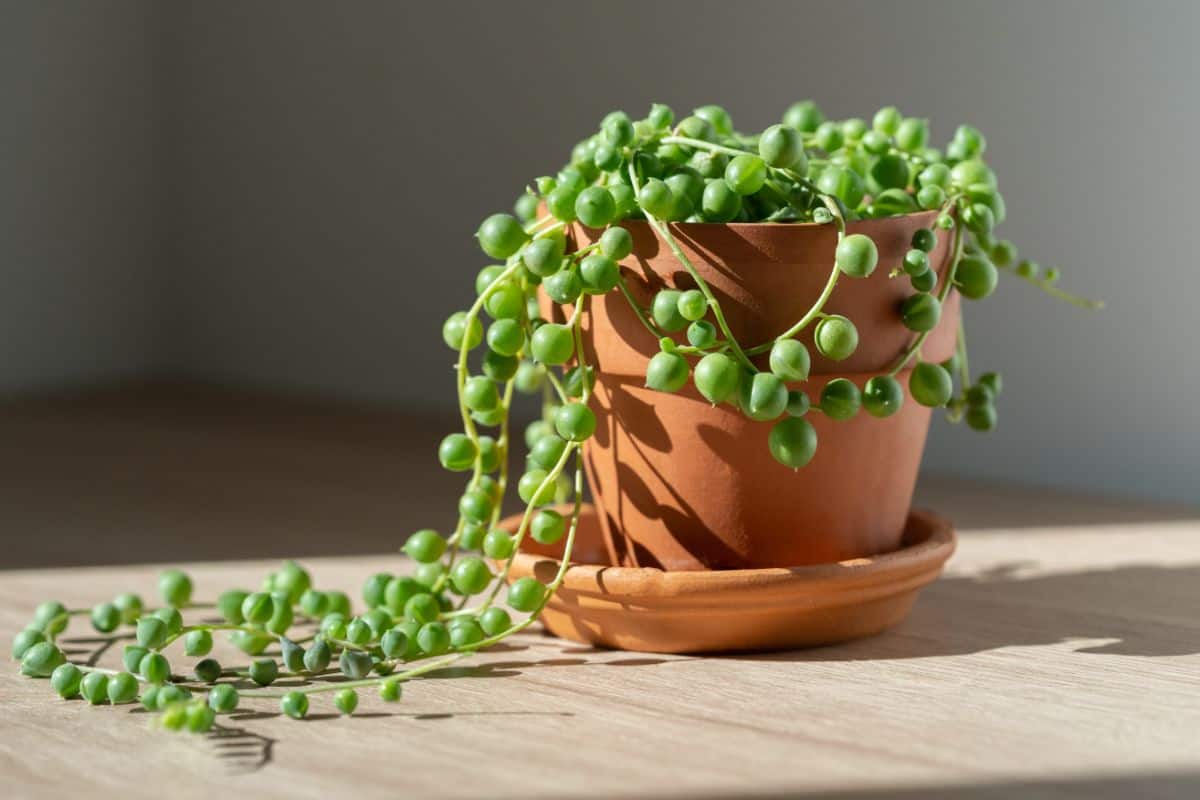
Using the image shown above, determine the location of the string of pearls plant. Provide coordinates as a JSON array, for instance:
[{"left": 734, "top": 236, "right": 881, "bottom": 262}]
[{"left": 11, "top": 101, "right": 1098, "bottom": 730}]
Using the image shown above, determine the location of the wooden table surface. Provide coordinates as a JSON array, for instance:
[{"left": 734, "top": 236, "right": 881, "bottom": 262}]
[{"left": 2, "top": 384, "right": 1199, "bottom": 799}]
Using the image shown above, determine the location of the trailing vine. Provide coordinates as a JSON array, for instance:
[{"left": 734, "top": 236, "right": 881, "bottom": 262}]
[{"left": 11, "top": 101, "right": 1099, "bottom": 730}]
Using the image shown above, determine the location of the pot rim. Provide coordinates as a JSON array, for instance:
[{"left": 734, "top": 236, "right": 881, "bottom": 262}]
[
  {"left": 576, "top": 207, "right": 941, "bottom": 234},
  {"left": 503, "top": 506, "right": 955, "bottom": 599}
]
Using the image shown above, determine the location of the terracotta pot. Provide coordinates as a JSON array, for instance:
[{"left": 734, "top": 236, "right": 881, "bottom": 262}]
[
  {"left": 504, "top": 504, "right": 956, "bottom": 654},
  {"left": 543, "top": 211, "right": 960, "bottom": 571}
]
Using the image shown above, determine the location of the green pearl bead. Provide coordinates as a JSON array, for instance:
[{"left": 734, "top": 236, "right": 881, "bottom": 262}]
[
  {"left": 11, "top": 628, "right": 46, "bottom": 661},
  {"left": 518, "top": 470, "right": 556, "bottom": 506},
  {"left": 217, "top": 589, "right": 249, "bottom": 624},
  {"left": 724, "top": 155, "right": 767, "bottom": 196},
  {"left": 183, "top": 629, "right": 213, "bottom": 657},
  {"left": 768, "top": 417, "right": 818, "bottom": 469},
  {"left": 79, "top": 671, "right": 109, "bottom": 705},
  {"left": 531, "top": 323, "right": 574, "bottom": 366},
  {"left": 966, "top": 403, "right": 998, "bottom": 432},
  {"left": 910, "top": 363, "right": 954, "bottom": 407},
  {"left": 476, "top": 213, "right": 529, "bottom": 259},
  {"left": 157, "top": 569, "right": 193, "bottom": 608},
  {"left": 783, "top": 100, "right": 823, "bottom": 133},
  {"left": 135, "top": 617, "right": 168, "bottom": 649},
  {"left": 814, "top": 316, "right": 859, "bottom": 361},
  {"left": 599, "top": 227, "right": 633, "bottom": 260},
  {"left": 555, "top": 403, "right": 596, "bottom": 442},
  {"left": 450, "top": 558, "right": 493, "bottom": 596},
  {"left": 380, "top": 627, "right": 409, "bottom": 659},
  {"left": 106, "top": 671, "right": 139, "bottom": 704},
  {"left": 483, "top": 528, "right": 515, "bottom": 559},
  {"left": 140, "top": 685, "right": 161, "bottom": 711},
  {"left": 835, "top": 234, "right": 878, "bottom": 278},
  {"left": 194, "top": 658, "right": 222, "bottom": 683},
  {"left": 112, "top": 592, "right": 143, "bottom": 624},
  {"left": 334, "top": 688, "right": 358, "bottom": 715},
  {"left": 479, "top": 607, "right": 513, "bottom": 636},
  {"left": 862, "top": 376, "right": 905, "bottom": 418},
  {"left": 403, "top": 529, "right": 446, "bottom": 563},
  {"left": 19, "top": 642, "right": 64, "bottom": 681},
  {"left": 416, "top": 622, "right": 451, "bottom": 656},
  {"left": 531, "top": 509, "right": 566, "bottom": 545},
  {"left": 955, "top": 255, "right": 998, "bottom": 300},
  {"left": 339, "top": 650, "right": 374, "bottom": 679},
  {"left": 240, "top": 592, "right": 274, "bottom": 625},
  {"left": 302, "top": 638, "right": 332, "bottom": 673},
  {"left": 575, "top": 186, "right": 616, "bottom": 228},
  {"left": 249, "top": 658, "right": 279, "bottom": 687},
  {"left": 50, "top": 663, "right": 83, "bottom": 699},
  {"left": 739, "top": 372, "right": 788, "bottom": 422},
  {"left": 645, "top": 351, "right": 690, "bottom": 393},
  {"left": 650, "top": 289, "right": 688, "bottom": 332},
  {"left": 379, "top": 678, "right": 402, "bottom": 703},
  {"left": 580, "top": 253, "right": 620, "bottom": 294},
  {"left": 161, "top": 705, "right": 187, "bottom": 731},
  {"left": 900, "top": 293, "right": 942, "bottom": 332},
  {"left": 34, "top": 601, "right": 68, "bottom": 636},
  {"left": 152, "top": 607, "right": 183, "bottom": 636},
  {"left": 90, "top": 603, "right": 120, "bottom": 634},
  {"left": 442, "top": 311, "right": 483, "bottom": 352},
  {"left": 185, "top": 704, "right": 216, "bottom": 733},
  {"left": 694, "top": 353, "right": 740, "bottom": 405},
  {"left": 507, "top": 577, "right": 546, "bottom": 613},
  {"left": 758, "top": 124, "right": 806, "bottom": 170},
  {"left": 280, "top": 691, "right": 309, "bottom": 720},
  {"left": 404, "top": 593, "right": 440, "bottom": 625},
  {"left": 820, "top": 379, "right": 862, "bottom": 421}
]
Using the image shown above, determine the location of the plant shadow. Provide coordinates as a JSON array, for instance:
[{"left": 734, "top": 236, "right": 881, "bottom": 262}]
[
  {"left": 129, "top": 639, "right": 665, "bottom": 775},
  {"left": 724, "top": 560, "right": 1200, "bottom": 663}
]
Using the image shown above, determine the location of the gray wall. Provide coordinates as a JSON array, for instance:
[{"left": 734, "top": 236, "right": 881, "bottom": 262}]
[
  {"left": 0, "top": 2, "right": 163, "bottom": 392},
  {"left": 4, "top": 1, "right": 1197, "bottom": 504}
]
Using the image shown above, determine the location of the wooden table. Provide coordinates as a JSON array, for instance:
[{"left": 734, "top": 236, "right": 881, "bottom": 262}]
[{"left": 2, "top": 384, "right": 1199, "bottom": 798}]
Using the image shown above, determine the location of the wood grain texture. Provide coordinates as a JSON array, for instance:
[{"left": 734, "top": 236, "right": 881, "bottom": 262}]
[
  {"left": 4, "top": 516, "right": 1200, "bottom": 799},
  {"left": 2, "top": 384, "right": 1198, "bottom": 798}
]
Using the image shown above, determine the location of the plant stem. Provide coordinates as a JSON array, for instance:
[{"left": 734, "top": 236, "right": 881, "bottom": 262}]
[
  {"left": 743, "top": 194, "right": 846, "bottom": 356},
  {"left": 478, "top": 294, "right": 588, "bottom": 612},
  {"left": 459, "top": 448, "right": 585, "bottom": 655},
  {"left": 615, "top": 274, "right": 662, "bottom": 339},
  {"left": 996, "top": 262, "right": 1105, "bottom": 309},
  {"left": 237, "top": 654, "right": 466, "bottom": 699},
  {"left": 627, "top": 164, "right": 756, "bottom": 371},
  {"left": 490, "top": 378, "right": 516, "bottom": 529},
  {"left": 660, "top": 135, "right": 752, "bottom": 159},
  {"left": 955, "top": 319, "right": 971, "bottom": 386},
  {"left": 887, "top": 216, "right": 966, "bottom": 376},
  {"left": 159, "top": 623, "right": 262, "bottom": 649},
  {"left": 435, "top": 258, "right": 524, "bottom": 590}
]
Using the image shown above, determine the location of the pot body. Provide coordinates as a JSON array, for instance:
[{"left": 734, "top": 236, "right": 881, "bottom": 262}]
[{"left": 547, "top": 212, "right": 960, "bottom": 571}]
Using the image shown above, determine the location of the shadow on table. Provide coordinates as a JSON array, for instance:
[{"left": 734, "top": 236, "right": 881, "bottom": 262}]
[
  {"left": 695, "top": 771, "right": 1200, "bottom": 800},
  {"left": 735, "top": 560, "right": 1200, "bottom": 663}
]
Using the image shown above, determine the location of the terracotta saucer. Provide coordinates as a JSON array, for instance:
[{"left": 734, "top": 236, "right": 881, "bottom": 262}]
[{"left": 499, "top": 504, "right": 955, "bottom": 654}]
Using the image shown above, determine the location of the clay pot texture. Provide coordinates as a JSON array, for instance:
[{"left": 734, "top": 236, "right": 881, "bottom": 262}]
[
  {"left": 543, "top": 211, "right": 960, "bottom": 571},
  {"left": 505, "top": 504, "right": 956, "bottom": 654}
]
